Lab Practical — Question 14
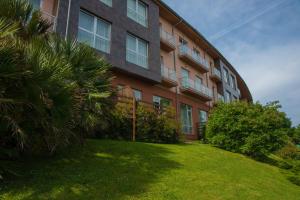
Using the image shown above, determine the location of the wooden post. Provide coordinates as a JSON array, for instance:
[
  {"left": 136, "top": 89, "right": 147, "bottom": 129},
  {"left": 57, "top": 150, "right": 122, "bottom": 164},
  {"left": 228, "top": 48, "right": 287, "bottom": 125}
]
[{"left": 132, "top": 97, "right": 136, "bottom": 142}]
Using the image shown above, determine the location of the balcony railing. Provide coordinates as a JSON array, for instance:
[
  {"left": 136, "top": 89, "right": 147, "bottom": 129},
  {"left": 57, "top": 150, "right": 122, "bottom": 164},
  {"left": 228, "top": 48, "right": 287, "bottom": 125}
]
[
  {"left": 41, "top": 11, "right": 57, "bottom": 32},
  {"left": 161, "top": 65, "right": 177, "bottom": 82},
  {"left": 179, "top": 45, "right": 209, "bottom": 72},
  {"left": 180, "top": 77, "right": 213, "bottom": 99},
  {"left": 160, "top": 28, "right": 176, "bottom": 52},
  {"left": 213, "top": 68, "right": 222, "bottom": 78}
]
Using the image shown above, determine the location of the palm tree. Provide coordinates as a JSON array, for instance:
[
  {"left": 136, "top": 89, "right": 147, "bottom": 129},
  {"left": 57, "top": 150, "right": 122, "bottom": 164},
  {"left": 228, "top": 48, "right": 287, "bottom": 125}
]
[{"left": 0, "top": 0, "right": 112, "bottom": 156}]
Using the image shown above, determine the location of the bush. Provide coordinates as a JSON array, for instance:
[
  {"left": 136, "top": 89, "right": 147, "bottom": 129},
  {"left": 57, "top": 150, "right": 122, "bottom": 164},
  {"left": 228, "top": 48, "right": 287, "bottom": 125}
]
[
  {"left": 277, "top": 142, "right": 300, "bottom": 160},
  {"left": 206, "top": 101, "right": 290, "bottom": 158},
  {"left": 101, "top": 100, "right": 182, "bottom": 144},
  {"left": 136, "top": 105, "right": 181, "bottom": 143}
]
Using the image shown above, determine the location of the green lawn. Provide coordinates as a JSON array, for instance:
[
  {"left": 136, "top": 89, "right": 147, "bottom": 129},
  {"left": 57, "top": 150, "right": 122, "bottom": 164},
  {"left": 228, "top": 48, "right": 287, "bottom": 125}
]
[{"left": 1, "top": 139, "right": 300, "bottom": 200}]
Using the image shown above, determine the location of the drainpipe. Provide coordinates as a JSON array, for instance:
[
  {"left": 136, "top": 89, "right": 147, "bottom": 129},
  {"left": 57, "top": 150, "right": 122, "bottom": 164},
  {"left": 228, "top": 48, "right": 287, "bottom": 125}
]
[
  {"left": 65, "top": 0, "right": 72, "bottom": 40},
  {"left": 172, "top": 19, "right": 182, "bottom": 122}
]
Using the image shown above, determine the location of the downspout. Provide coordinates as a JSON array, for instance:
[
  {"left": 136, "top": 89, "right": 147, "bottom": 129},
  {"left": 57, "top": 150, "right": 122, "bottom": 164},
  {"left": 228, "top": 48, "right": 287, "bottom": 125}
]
[
  {"left": 172, "top": 19, "right": 182, "bottom": 123},
  {"left": 65, "top": 0, "right": 72, "bottom": 40}
]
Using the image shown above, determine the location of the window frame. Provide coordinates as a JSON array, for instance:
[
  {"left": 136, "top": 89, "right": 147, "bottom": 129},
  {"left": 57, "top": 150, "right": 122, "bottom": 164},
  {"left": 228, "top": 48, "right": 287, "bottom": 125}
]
[
  {"left": 181, "top": 103, "right": 193, "bottom": 134},
  {"left": 78, "top": 10, "right": 112, "bottom": 54},
  {"left": 126, "top": 33, "right": 149, "bottom": 68},
  {"left": 100, "top": 0, "right": 112, "bottom": 7},
  {"left": 133, "top": 89, "right": 142, "bottom": 101},
  {"left": 127, "top": 0, "right": 148, "bottom": 27},
  {"left": 223, "top": 68, "right": 230, "bottom": 84},
  {"left": 225, "top": 91, "right": 231, "bottom": 103},
  {"left": 153, "top": 95, "right": 171, "bottom": 109}
]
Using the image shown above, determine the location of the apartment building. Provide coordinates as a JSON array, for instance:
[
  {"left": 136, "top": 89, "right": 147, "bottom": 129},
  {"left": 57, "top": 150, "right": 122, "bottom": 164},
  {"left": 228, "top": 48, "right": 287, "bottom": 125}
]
[{"left": 30, "top": 0, "right": 252, "bottom": 140}]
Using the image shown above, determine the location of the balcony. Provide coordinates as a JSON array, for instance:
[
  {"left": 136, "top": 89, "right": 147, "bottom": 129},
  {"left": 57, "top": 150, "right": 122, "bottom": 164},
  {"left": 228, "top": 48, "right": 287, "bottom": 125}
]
[
  {"left": 180, "top": 77, "right": 213, "bottom": 101},
  {"left": 160, "top": 29, "right": 176, "bottom": 52},
  {"left": 161, "top": 65, "right": 177, "bottom": 87},
  {"left": 41, "top": 11, "right": 57, "bottom": 32},
  {"left": 178, "top": 45, "right": 209, "bottom": 73},
  {"left": 210, "top": 67, "right": 222, "bottom": 82}
]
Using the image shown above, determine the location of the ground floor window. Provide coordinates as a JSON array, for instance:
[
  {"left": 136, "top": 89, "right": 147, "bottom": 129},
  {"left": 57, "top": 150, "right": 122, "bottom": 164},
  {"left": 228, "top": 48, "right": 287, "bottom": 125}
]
[
  {"left": 181, "top": 104, "right": 193, "bottom": 134},
  {"left": 133, "top": 89, "right": 142, "bottom": 101},
  {"left": 153, "top": 96, "right": 171, "bottom": 110}
]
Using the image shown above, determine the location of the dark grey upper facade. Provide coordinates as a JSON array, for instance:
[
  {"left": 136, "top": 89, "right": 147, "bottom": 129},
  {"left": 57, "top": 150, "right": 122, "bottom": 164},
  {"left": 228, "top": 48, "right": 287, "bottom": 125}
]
[{"left": 55, "top": 0, "right": 162, "bottom": 83}]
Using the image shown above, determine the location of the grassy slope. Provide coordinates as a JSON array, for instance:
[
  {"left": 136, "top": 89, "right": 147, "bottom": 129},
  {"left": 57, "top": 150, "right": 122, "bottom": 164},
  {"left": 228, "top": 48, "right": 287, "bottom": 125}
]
[{"left": 1, "top": 139, "right": 299, "bottom": 200}]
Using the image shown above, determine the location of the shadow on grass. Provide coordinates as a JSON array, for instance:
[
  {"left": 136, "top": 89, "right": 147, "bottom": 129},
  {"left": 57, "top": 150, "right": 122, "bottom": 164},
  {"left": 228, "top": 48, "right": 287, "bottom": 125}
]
[{"left": 0, "top": 140, "right": 182, "bottom": 200}]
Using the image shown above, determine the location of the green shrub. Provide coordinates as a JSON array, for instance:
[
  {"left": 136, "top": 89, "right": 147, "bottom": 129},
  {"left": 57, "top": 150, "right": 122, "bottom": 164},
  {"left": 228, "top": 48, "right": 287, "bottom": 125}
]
[
  {"left": 277, "top": 142, "right": 300, "bottom": 160},
  {"left": 206, "top": 101, "right": 290, "bottom": 158},
  {"left": 102, "top": 100, "right": 182, "bottom": 144},
  {"left": 136, "top": 105, "right": 181, "bottom": 143}
]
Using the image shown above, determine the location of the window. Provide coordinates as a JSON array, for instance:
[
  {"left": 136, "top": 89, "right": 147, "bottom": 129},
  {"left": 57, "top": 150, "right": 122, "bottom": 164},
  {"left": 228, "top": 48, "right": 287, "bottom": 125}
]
[
  {"left": 199, "top": 110, "right": 208, "bottom": 124},
  {"left": 126, "top": 34, "right": 148, "bottom": 68},
  {"left": 153, "top": 96, "right": 171, "bottom": 109},
  {"left": 192, "top": 48, "right": 200, "bottom": 58},
  {"left": 29, "top": 0, "right": 41, "bottom": 9},
  {"left": 117, "top": 85, "right": 125, "bottom": 96},
  {"left": 230, "top": 75, "right": 237, "bottom": 90},
  {"left": 181, "top": 68, "right": 190, "bottom": 88},
  {"left": 78, "top": 11, "right": 111, "bottom": 53},
  {"left": 133, "top": 89, "right": 142, "bottom": 101},
  {"left": 179, "top": 37, "right": 187, "bottom": 46},
  {"left": 223, "top": 68, "right": 230, "bottom": 84},
  {"left": 195, "top": 76, "right": 202, "bottom": 91},
  {"left": 225, "top": 91, "right": 231, "bottom": 103},
  {"left": 181, "top": 104, "right": 193, "bottom": 134},
  {"left": 127, "top": 0, "right": 148, "bottom": 27},
  {"left": 100, "top": 0, "right": 112, "bottom": 7}
]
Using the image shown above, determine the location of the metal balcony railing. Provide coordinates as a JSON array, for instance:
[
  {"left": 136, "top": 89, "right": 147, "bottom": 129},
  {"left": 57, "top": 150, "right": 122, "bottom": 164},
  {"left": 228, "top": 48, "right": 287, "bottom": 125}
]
[
  {"left": 212, "top": 67, "right": 222, "bottom": 79},
  {"left": 179, "top": 45, "right": 210, "bottom": 70},
  {"left": 160, "top": 28, "right": 176, "bottom": 47},
  {"left": 161, "top": 65, "right": 177, "bottom": 82},
  {"left": 181, "top": 77, "right": 213, "bottom": 98}
]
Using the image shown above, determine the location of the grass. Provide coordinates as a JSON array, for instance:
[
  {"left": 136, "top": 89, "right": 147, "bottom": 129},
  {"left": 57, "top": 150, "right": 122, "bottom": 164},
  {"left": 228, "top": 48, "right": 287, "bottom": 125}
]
[{"left": 1, "top": 139, "right": 300, "bottom": 200}]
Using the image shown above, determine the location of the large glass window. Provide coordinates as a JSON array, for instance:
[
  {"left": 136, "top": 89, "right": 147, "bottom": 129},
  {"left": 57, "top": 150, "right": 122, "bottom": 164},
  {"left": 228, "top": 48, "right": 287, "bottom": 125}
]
[
  {"left": 181, "top": 104, "right": 193, "bottom": 134},
  {"left": 100, "top": 0, "right": 112, "bottom": 7},
  {"left": 78, "top": 11, "right": 111, "bottom": 53},
  {"left": 199, "top": 110, "right": 208, "bottom": 124},
  {"left": 230, "top": 75, "right": 237, "bottom": 90},
  {"left": 225, "top": 91, "right": 231, "bottom": 103},
  {"left": 153, "top": 96, "right": 171, "bottom": 109},
  {"left": 126, "top": 34, "right": 148, "bottom": 68},
  {"left": 223, "top": 68, "right": 230, "bottom": 84},
  {"left": 133, "top": 89, "right": 142, "bottom": 101},
  {"left": 29, "top": 0, "right": 41, "bottom": 9},
  {"left": 127, "top": 0, "right": 148, "bottom": 27},
  {"left": 181, "top": 68, "right": 189, "bottom": 88},
  {"left": 195, "top": 76, "right": 202, "bottom": 91}
]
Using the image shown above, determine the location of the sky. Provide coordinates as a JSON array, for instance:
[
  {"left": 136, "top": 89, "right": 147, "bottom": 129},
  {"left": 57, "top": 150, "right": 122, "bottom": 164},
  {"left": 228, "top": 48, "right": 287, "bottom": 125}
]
[{"left": 162, "top": 0, "right": 300, "bottom": 126}]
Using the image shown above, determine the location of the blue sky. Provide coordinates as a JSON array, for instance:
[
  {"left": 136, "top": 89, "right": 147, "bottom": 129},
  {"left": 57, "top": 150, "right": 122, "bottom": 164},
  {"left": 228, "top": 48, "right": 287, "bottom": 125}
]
[{"left": 162, "top": 0, "right": 300, "bottom": 126}]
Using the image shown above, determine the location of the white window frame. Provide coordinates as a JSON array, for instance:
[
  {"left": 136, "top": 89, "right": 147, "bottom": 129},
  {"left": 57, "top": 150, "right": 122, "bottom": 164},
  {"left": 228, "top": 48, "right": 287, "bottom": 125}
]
[
  {"left": 30, "top": 0, "right": 43, "bottom": 9},
  {"left": 78, "top": 10, "right": 111, "bottom": 54},
  {"left": 127, "top": 0, "right": 148, "bottom": 27},
  {"left": 126, "top": 34, "right": 148, "bottom": 68},
  {"left": 181, "top": 104, "right": 193, "bottom": 134},
  {"left": 133, "top": 89, "right": 142, "bottom": 101},
  {"left": 100, "top": 0, "right": 112, "bottom": 7}
]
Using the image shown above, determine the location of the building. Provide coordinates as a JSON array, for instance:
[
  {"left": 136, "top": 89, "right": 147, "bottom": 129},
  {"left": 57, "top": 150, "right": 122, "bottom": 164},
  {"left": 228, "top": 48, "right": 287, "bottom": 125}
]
[{"left": 30, "top": 0, "right": 252, "bottom": 140}]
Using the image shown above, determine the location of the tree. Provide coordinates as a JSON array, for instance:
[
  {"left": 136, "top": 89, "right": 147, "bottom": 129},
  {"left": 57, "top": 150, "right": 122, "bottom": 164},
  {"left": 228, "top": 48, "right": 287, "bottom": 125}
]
[
  {"left": 0, "top": 0, "right": 112, "bottom": 156},
  {"left": 206, "top": 101, "right": 290, "bottom": 158}
]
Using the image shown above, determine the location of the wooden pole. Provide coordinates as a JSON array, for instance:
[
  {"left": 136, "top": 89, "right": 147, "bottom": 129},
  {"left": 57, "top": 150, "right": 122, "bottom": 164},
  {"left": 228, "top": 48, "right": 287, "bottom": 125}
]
[{"left": 132, "top": 97, "right": 136, "bottom": 142}]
